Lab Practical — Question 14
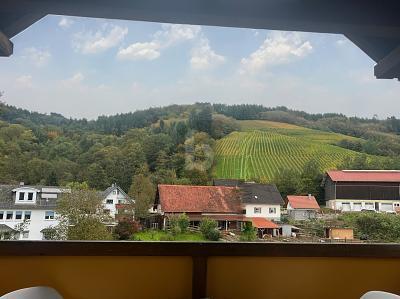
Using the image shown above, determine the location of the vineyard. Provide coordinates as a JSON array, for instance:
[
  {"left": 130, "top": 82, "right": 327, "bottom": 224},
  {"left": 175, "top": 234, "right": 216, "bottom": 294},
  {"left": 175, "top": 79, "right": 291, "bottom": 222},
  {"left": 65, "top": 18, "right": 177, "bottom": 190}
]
[{"left": 213, "top": 129, "right": 360, "bottom": 181}]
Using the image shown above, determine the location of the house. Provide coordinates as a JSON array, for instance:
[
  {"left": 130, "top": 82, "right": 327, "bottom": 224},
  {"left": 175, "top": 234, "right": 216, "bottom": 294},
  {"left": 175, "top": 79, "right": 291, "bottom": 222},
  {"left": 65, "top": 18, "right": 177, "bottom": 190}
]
[
  {"left": 323, "top": 170, "right": 400, "bottom": 212},
  {"left": 213, "top": 180, "right": 284, "bottom": 221},
  {"left": 286, "top": 195, "right": 320, "bottom": 220},
  {"left": 100, "top": 183, "right": 132, "bottom": 219},
  {"left": 156, "top": 184, "right": 243, "bottom": 230},
  {"left": 0, "top": 182, "right": 131, "bottom": 240},
  {"left": 156, "top": 181, "right": 284, "bottom": 235}
]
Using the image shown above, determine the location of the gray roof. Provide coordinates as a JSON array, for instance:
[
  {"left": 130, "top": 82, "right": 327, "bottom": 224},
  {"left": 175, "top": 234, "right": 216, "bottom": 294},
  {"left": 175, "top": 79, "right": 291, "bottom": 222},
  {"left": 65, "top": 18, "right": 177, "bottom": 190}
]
[
  {"left": 213, "top": 180, "right": 284, "bottom": 205},
  {"left": 100, "top": 184, "right": 130, "bottom": 200},
  {"left": 0, "top": 224, "right": 16, "bottom": 233},
  {"left": 0, "top": 184, "right": 60, "bottom": 210},
  {"left": 240, "top": 183, "right": 284, "bottom": 205}
]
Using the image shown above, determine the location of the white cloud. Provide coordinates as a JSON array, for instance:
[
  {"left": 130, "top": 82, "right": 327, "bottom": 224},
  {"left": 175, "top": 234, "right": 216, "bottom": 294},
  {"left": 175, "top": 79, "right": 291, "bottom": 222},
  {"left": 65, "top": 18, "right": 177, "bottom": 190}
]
[
  {"left": 22, "top": 47, "right": 51, "bottom": 67},
  {"left": 73, "top": 25, "right": 128, "bottom": 54},
  {"left": 118, "top": 24, "right": 201, "bottom": 61},
  {"left": 240, "top": 32, "right": 313, "bottom": 74},
  {"left": 62, "top": 72, "right": 85, "bottom": 85},
  {"left": 59, "top": 17, "right": 74, "bottom": 29},
  {"left": 190, "top": 38, "right": 225, "bottom": 70},
  {"left": 154, "top": 24, "right": 201, "bottom": 47},
  {"left": 15, "top": 75, "right": 33, "bottom": 88},
  {"left": 117, "top": 42, "right": 160, "bottom": 61}
]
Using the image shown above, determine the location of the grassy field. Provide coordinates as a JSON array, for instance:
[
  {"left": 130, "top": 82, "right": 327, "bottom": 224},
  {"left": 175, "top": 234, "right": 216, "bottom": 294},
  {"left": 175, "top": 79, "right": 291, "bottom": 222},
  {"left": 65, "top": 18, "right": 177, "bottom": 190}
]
[
  {"left": 132, "top": 230, "right": 205, "bottom": 241},
  {"left": 213, "top": 120, "right": 365, "bottom": 181}
]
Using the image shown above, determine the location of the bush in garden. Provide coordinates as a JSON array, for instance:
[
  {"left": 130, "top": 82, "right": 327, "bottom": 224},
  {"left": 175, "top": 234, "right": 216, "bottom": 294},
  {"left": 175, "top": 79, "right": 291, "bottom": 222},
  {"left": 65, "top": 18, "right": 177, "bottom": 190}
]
[
  {"left": 200, "top": 218, "right": 220, "bottom": 241},
  {"left": 177, "top": 213, "right": 190, "bottom": 233},
  {"left": 240, "top": 222, "right": 257, "bottom": 241}
]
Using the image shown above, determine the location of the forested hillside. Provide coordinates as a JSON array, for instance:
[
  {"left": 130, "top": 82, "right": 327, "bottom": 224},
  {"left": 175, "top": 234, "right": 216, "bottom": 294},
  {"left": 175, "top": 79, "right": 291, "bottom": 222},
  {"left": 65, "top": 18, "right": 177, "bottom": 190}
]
[{"left": 1, "top": 96, "right": 400, "bottom": 196}]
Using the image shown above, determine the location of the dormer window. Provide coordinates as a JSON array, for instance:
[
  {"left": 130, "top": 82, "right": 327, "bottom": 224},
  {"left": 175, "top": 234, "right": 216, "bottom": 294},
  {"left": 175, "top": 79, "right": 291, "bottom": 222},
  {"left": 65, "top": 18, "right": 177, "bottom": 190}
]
[{"left": 13, "top": 187, "right": 39, "bottom": 204}]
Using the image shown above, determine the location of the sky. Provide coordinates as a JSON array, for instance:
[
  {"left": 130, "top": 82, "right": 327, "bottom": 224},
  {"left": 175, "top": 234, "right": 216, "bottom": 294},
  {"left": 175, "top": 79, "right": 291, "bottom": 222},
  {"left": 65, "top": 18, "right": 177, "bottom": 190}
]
[{"left": 0, "top": 15, "right": 399, "bottom": 119}]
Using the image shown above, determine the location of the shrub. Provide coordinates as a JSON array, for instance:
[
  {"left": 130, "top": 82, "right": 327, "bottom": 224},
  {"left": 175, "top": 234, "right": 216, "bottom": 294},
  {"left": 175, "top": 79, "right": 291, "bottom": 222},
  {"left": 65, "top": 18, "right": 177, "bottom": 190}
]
[
  {"left": 200, "top": 218, "right": 220, "bottom": 241},
  {"left": 177, "top": 213, "right": 190, "bottom": 233},
  {"left": 240, "top": 222, "right": 257, "bottom": 241},
  {"left": 169, "top": 215, "right": 181, "bottom": 235},
  {"left": 114, "top": 219, "right": 139, "bottom": 240}
]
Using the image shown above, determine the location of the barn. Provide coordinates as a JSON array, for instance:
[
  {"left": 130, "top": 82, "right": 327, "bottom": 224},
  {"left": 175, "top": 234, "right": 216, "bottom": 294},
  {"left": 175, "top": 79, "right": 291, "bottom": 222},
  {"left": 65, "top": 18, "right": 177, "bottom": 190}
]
[{"left": 323, "top": 170, "right": 400, "bottom": 212}]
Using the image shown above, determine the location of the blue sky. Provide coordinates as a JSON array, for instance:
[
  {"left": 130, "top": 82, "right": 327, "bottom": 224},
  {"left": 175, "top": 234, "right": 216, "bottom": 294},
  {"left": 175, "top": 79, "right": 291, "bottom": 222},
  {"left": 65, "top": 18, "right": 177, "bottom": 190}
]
[{"left": 0, "top": 15, "right": 399, "bottom": 119}]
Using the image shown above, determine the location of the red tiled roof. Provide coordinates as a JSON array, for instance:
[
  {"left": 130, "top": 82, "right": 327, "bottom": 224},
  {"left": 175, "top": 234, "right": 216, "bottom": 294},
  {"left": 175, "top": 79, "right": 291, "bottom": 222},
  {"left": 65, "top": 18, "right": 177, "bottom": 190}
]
[
  {"left": 287, "top": 195, "right": 320, "bottom": 210},
  {"left": 327, "top": 170, "right": 400, "bottom": 182},
  {"left": 158, "top": 184, "right": 242, "bottom": 214},
  {"left": 247, "top": 217, "right": 279, "bottom": 229}
]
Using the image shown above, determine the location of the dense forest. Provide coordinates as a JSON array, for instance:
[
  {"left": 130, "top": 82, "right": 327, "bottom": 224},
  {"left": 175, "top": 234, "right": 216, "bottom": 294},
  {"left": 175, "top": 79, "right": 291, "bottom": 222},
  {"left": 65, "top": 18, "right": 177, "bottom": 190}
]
[{"left": 1, "top": 93, "right": 400, "bottom": 194}]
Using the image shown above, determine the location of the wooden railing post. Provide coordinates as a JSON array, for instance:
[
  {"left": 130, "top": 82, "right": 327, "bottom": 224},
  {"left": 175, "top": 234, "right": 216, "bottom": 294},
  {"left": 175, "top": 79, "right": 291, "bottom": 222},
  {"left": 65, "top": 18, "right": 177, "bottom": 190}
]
[{"left": 192, "top": 256, "right": 208, "bottom": 299}]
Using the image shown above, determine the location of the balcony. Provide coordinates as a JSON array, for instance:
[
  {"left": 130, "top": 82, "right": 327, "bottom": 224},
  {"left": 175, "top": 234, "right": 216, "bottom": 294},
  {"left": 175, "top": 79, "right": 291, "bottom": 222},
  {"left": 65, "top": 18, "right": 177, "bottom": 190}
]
[{"left": 1, "top": 241, "right": 400, "bottom": 299}]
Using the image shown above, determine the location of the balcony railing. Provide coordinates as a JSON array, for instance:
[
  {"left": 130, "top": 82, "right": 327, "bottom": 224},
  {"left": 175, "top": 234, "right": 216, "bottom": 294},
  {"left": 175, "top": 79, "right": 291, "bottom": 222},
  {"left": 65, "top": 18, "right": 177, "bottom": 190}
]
[{"left": 1, "top": 241, "right": 400, "bottom": 299}]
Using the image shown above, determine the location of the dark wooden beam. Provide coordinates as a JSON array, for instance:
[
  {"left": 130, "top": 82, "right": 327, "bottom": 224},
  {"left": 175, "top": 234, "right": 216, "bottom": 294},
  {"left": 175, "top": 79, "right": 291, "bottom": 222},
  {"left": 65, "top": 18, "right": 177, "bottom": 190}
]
[
  {"left": 345, "top": 34, "right": 400, "bottom": 63},
  {"left": 192, "top": 256, "right": 207, "bottom": 299},
  {"left": 2, "top": 0, "right": 400, "bottom": 38},
  {"left": 0, "top": 30, "right": 13, "bottom": 56},
  {"left": 375, "top": 44, "right": 400, "bottom": 79},
  {"left": 1, "top": 241, "right": 400, "bottom": 258}
]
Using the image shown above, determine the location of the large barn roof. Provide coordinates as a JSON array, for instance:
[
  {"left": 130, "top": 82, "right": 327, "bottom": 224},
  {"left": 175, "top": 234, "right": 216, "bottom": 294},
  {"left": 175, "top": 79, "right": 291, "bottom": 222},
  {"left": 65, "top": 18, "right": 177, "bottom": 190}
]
[
  {"left": 158, "top": 184, "right": 242, "bottom": 214},
  {"left": 327, "top": 170, "right": 400, "bottom": 183}
]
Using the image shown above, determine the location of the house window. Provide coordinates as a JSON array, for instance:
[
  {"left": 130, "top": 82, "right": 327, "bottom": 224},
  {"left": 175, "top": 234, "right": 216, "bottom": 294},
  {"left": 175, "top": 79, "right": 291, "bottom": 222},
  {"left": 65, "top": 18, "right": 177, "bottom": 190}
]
[
  {"left": 27, "top": 192, "right": 33, "bottom": 201},
  {"left": 24, "top": 211, "right": 31, "bottom": 220},
  {"left": 254, "top": 207, "right": 262, "bottom": 214},
  {"left": 18, "top": 192, "right": 25, "bottom": 200},
  {"left": 0, "top": 211, "right": 3, "bottom": 220},
  {"left": 45, "top": 211, "right": 55, "bottom": 220},
  {"left": 6, "top": 211, "right": 13, "bottom": 220},
  {"left": 15, "top": 211, "right": 22, "bottom": 220},
  {"left": 22, "top": 231, "right": 29, "bottom": 239},
  {"left": 113, "top": 190, "right": 117, "bottom": 195},
  {"left": 106, "top": 199, "right": 113, "bottom": 204},
  {"left": 269, "top": 208, "right": 277, "bottom": 214},
  {"left": 103, "top": 209, "right": 110, "bottom": 215}
]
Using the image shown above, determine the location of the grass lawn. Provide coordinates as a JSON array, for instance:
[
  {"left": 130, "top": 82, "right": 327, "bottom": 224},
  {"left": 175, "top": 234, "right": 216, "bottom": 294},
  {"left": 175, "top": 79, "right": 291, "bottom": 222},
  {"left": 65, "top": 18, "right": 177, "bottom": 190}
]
[{"left": 132, "top": 230, "right": 206, "bottom": 241}]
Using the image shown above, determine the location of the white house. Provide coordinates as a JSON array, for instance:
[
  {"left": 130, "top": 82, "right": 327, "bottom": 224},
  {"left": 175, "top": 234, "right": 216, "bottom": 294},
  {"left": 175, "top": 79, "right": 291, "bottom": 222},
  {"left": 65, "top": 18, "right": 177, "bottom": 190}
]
[
  {"left": 241, "top": 184, "right": 283, "bottom": 221},
  {"left": 0, "top": 183, "right": 131, "bottom": 240},
  {"left": 100, "top": 183, "right": 131, "bottom": 219}
]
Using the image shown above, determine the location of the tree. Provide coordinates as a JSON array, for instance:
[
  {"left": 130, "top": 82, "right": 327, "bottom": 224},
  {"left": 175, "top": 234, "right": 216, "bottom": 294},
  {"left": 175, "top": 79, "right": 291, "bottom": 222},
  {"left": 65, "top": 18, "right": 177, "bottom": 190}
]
[
  {"left": 273, "top": 168, "right": 300, "bottom": 198},
  {"left": 189, "top": 105, "right": 213, "bottom": 134},
  {"left": 56, "top": 189, "right": 113, "bottom": 240},
  {"left": 87, "top": 163, "right": 108, "bottom": 190},
  {"left": 128, "top": 173, "right": 156, "bottom": 219}
]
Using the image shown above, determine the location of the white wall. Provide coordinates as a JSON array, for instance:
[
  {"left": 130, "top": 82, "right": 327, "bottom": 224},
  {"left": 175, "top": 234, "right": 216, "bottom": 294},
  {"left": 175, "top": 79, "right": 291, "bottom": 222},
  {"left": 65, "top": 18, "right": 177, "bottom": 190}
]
[
  {"left": 0, "top": 209, "right": 58, "bottom": 240},
  {"left": 244, "top": 204, "right": 281, "bottom": 220},
  {"left": 102, "top": 189, "right": 129, "bottom": 218},
  {"left": 328, "top": 200, "right": 399, "bottom": 212}
]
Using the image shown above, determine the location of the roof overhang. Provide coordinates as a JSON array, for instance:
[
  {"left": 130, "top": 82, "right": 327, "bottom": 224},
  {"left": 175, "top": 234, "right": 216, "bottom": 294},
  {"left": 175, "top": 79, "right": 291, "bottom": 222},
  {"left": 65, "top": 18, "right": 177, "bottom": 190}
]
[{"left": 1, "top": 0, "right": 400, "bottom": 79}]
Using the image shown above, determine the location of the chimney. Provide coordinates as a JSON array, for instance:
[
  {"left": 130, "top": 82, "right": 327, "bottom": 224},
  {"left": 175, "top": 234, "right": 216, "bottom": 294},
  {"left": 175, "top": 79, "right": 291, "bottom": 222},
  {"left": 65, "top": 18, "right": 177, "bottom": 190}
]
[
  {"left": 19, "top": 182, "right": 24, "bottom": 186},
  {"left": 308, "top": 194, "right": 312, "bottom": 200}
]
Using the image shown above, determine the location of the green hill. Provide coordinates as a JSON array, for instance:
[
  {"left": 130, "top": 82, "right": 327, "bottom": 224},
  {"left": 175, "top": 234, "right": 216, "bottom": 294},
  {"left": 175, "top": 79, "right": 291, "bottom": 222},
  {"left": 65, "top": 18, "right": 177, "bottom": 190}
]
[{"left": 213, "top": 120, "right": 369, "bottom": 181}]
